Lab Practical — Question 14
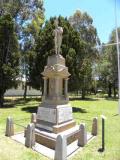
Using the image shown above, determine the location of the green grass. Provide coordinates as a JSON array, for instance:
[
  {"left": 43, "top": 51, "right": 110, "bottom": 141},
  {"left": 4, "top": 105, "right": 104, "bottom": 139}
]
[{"left": 0, "top": 97, "right": 120, "bottom": 160}]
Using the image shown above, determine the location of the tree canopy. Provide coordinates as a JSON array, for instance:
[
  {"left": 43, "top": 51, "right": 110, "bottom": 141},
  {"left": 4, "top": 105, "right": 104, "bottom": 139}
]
[
  {"left": 97, "top": 28, "right": 120, "bottom": 97},
  {"left": 0, "top": 14, "right": 20, "bottom": 107},
  {"left": 69, "top": 10, "right": 100, "bottom": 98},
  {"left": 29, "top": 14, "right": 99, "bottom": 99}
]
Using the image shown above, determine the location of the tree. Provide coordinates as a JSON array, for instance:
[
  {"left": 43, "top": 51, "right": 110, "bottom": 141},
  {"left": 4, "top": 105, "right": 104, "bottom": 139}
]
[
  {"left": 98, "top": 28, "right": 120, "bottom": 98},
  {"left": 29, "top": 14, "right": 100, "bottom": 100},
  {"left": 29, "top": 16, "right": 85, "bottom": 92},
  {"left": 0, "top": 14, "right": 19, "bottom": 107},
  {"left": 0, "top": 0, "right": 45, "bottom": 99},
  {"left": 20, "top": 4, "right": 44, "bottom": 99},
  {"left": 69, "top": 10, "right": 100, "bottom": 98}
]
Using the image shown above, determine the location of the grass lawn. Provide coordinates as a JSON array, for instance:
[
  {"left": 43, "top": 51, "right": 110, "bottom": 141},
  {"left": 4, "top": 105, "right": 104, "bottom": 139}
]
[{"left": 0, "top": 97, "right": 120, "bottom": 160}]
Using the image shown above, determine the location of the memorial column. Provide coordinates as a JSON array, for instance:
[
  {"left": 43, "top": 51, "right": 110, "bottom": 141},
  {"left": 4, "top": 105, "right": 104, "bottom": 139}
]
[
  {"left": 42, "top": 77, "right": 47, "bottom": 101},
  {"left": 64, "top": 78, "right": 68, "bottom": 100}
]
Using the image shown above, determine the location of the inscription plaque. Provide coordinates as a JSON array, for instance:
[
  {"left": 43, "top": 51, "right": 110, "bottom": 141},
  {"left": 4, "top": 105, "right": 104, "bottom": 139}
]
[
  {"left": 57, "top": 106, "right": 73, "bottom": 123},
  {"left": 37, "top": 107, "right": 56, "bottom": 123}
]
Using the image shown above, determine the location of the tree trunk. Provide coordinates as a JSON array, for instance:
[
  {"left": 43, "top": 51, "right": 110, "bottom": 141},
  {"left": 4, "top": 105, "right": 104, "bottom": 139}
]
[
  {"left": 81, "top": 88, "right": 86, "bottom": 99},
  {"left": 108, "top": 82, "right": 112, "bottom": 98},
  {"left": 94, "top": 79, "right": 97, "bottom": 95},
  {"left": 81, "top": 76, "right": 86, "bottom": 99},
  {"left": 0, "top": 93, "right": 4, "bottom": 107},
  {"left": 23, "top": 81, "right": 27, "bottom": 100},
  {"left": 113, "top": 82, "right": 116, "bottom": 98}
]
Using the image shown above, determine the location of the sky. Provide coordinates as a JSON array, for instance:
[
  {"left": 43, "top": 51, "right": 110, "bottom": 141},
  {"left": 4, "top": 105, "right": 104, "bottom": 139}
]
[{"left": 44, "top": 0, "right": 120, "bottom": 43}]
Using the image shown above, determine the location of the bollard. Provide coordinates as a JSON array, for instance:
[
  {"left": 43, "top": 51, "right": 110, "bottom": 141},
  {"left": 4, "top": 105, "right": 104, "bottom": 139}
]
[
  {"left": 78, "top": 123, "right": 87, "bottom": 147},
  {"left": 25, "top": 123, "right": 35, "bottom": 148},
  {"left": 5, "top": 117, "right": 14, "bottom": 137},
  {"left": 31, "top": 113, "right": 37, "bottom": 123},
  {"left": 54, "top": 135, "right": 67, "bottom": 160},
  {"left": 91, "top": 117, "right": 98, "bottom": 136}
]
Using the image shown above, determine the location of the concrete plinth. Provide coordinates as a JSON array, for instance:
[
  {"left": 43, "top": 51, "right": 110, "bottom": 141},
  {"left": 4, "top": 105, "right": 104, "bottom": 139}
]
[
  {"left": 11, "top": 131, "right": 93, "bottom": 160},
  {"left": 35, "top": 125, "right": 79, "bottom": 149},
  {"left": 53, "top": 120, "right": 76, "bottom": 134}
]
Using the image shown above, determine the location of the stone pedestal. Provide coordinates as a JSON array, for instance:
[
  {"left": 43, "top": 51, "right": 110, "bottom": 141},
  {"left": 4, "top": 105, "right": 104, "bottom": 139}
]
[
  {"left": 35, "top": 54, "right": 76, "bottom": 148},
  {"left": 36, "top": 104, "right": 75, "bottom": 133},
  {"left": 35, "top": 126, "right": 79, "bottom": 150},
  {"left": 36, "top": 54, "right": 75, "bottom": 134}
]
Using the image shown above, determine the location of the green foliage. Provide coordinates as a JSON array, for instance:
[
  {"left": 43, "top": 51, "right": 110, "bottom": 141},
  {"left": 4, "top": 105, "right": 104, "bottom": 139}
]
[
  {"left": 97, "top": 28, "right": 120, "bottom": 97},
  {"left": 0, "top": 0, "right": 22, "bottom": 18},
  {"left": 69, "top": 10, "right": 100, "bottom": 46},
  {"left": 29, "top": 16, "right": 84, "bottom": 90},
  {"left": 0, "top": 14, "right": 19, "bottom": 107},
  {"left": 29, "top": 12, "right": 99, "bottom": 97},
  {"left": 69, "top": 10, "right": 99, "bottom": 98}
]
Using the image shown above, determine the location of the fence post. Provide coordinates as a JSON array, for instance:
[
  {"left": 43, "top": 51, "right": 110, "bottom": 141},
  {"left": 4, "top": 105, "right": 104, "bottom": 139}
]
[
  {"left": 5, "top": 117, "right": 14, "bottom": 137},
  {"left": 91, "top": 117, "right": 98, "bottom": 136},
  {"left": 78, "top": 123, "right": 87, "bottom": 147},
  {"left": 54, "top": 135, "right": 67, "bottom": 160},
  {"left": 101, "top": 115, "right": 106, "bottom": 151},
  {"left": 98, "top": 115, "right": 106, "bottom": 152},
  {"left": 31, "top": 113, "right": 37, "bottom": 123},
  {"left": 25, "top": 123, "right": 35, "bottom": 148}
]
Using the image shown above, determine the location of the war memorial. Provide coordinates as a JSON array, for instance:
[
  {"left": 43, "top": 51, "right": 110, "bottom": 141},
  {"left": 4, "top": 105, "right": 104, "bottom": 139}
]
[{"left": 5, "top": 19, "right": 98, "bottom": 160}]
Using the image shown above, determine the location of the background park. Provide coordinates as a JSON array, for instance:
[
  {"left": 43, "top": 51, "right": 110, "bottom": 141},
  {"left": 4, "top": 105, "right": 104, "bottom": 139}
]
[{"left": 0, "top": 0, "right": 120, "bottom": 160}]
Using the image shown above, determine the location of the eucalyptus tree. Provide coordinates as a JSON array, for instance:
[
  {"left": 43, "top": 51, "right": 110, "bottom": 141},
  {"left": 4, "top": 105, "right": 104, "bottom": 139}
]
[{"left": 69, "top": 10, "right": 100, "bottom": 98}]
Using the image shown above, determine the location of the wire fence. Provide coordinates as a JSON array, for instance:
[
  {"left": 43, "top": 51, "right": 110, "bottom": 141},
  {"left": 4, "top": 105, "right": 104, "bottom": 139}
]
[
  {"left": 0, "top": 114, "right": 98, "bottom": 141},
  {"left": 0, "top": 116, "right": 31, "bottom": 140},
  {"left": 14, "top": 118, "right": 30, "bottom": 122},
  {"left": 14, "top": 122, "right": 26, "bottom": 129},
  {"left": 13, "top": 117, "right": 31, "bottom": 133}
]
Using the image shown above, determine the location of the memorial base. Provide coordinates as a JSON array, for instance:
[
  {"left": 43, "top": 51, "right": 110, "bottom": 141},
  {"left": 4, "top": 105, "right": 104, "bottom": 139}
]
[
  {"left": 53, "top": 120, "right": 76, "bottom": 133},
  {"left": 36, "top": 103, "right": 74, "bottom": 133},
  {"left": 35, "top": 125, "right": 79, "bottom": 149}
]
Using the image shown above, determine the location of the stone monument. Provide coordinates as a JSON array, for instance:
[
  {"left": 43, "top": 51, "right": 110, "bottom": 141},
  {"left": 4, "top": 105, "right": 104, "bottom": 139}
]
[{"left": 35, "top": 18, "right": 76, "bottom": 148}]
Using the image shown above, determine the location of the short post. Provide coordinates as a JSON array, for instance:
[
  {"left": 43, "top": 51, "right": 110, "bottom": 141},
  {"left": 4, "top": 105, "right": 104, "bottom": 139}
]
[
  {"left": 25, "top": 123, "right": 35, "bottom": 148},
  {"left": 31, "top": 113, "right": 37, "bottom": 123},
  {"left": 54, "top": 135, "right": 67, "bottom": 160},
  {"left": 91, "top": 117, "right": 98, "bottom": 136},
  {"left": 101, "top": 115, "right": 106, "bottom": 151},
  {"left": 5, "top": 117, "right": 14, "bottom": 137},
  {"left": 98, "top": 115, "right": 106, "bottom": 152},
  {"left": 78, "top": 123, "right": 87, "bottom": 147}
]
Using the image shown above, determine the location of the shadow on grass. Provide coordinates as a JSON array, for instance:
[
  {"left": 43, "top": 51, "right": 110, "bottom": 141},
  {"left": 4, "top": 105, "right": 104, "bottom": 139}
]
[
  {"left": 105, "top": 97, "right": 118, "bottom": 101},
  {"left": 98, "top": 148, "right": 105, "bottom": 153},
  {"left": 113, "top": 114, "right": 119, "bottom": 116},
  {"left": 70, "top": 97, "right": 99, "bottom": 101},
  {"left": 1, "top": 97, "right": 41, "bottom": 108},
  {"left": 14, "top": 97, "right": 41, "bottom": 104},
  {"left": 0, "top": 100, "right": 29, "bottom": 109},
  {"left": 21, "top": 106, "right": 38, "bottom": 113},
  {"left": 72, "top": 107, "right": 87, "bottom": 113},
  {"left": 0, "top": 99, "right": 15, "bottom": 108},
  {"left": 1, "top": 103, "right": 15, "bottom": 108},
  {"left": 21, "top": 106, "right": 87, "bottom": 114}
]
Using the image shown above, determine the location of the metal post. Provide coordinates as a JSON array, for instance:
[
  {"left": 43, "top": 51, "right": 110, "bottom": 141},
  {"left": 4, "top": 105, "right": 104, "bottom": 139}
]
[
  {"left": 98, "top": 115, "right": 106, "bottom": 152},
  {"left": 115, "top": 0, "right": 120, "bottom": 115},
  {"left": 102, "top": 117, "right": 105, "bottom": 151}
]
